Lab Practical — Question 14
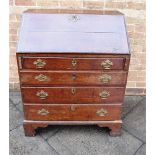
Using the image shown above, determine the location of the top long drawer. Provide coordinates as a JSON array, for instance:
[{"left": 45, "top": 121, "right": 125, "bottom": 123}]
[{"left": 19, "top": 57, "right": 126, "bottom": 70}]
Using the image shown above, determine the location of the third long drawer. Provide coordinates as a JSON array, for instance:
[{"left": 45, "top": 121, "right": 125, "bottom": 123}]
[{"left": 21, "top": 87, "right": 125, "bottom": 104}]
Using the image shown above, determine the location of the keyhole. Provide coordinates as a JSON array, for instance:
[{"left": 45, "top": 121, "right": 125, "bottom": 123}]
[
  {"left": 70, "top": 105, "right": 76, "bottom": 111},
  {"left": 71, "top": 88, "right": 76, "bottom": 95},
  {"left": 72, "top": 74, "right": 76, "bottom": 80}
]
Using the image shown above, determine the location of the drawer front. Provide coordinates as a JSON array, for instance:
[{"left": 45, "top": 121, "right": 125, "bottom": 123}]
[
  {"left": 20, "top": 71, "right": 127, "bottom": 86},
  {"left": 22, "top": 87, "right": 125, "bottom": 104},
  {"left": 20, "top": 57, "right": 125, "bottom": 70},
  {"left": 24, "top": 104, "right": 122, "bottom": 121}
]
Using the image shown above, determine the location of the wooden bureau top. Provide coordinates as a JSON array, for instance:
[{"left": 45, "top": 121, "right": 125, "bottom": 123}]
[{"left": 17, "top": 9, "right": 130, "bottom": 54}]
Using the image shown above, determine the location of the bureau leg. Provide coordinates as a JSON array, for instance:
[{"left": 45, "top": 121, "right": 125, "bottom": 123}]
[
  {"left": 23, "top": 124, "right": 36, "bottom": 137},
  {"left": 23, "top": 122, "right": 49, "bottom": 137},
  {"left": 97, "top": 122, "right": 122, "bottom": 137},
  {"left": 109, "top": 124, "right": 122, "bottom": 137}
]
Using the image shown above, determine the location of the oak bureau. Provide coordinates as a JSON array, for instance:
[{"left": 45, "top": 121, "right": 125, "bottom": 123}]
[{"left": 16, "top": 9, "right": 130, "bottom": 137}]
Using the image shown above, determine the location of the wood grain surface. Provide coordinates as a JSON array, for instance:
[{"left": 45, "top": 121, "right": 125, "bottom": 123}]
[
  {"left": 17, "top": 10, "right": 129, "bottom": 54},
  {"left": 21, "top": 87, "right": 125, "bottom": 104},
  {"left": 20, "top": 71, "right": 127, "bottom": 86},
  {"left": 21, "top": 57, "right": 126, "bottom": 70},
  {"left": 24, "top": 104, "right": 122, "bottom": 121}
]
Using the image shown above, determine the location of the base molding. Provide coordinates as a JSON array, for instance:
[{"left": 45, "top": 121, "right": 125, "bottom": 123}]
[{"left": 23, "top": 120, "right": 122, "bottom": 137}]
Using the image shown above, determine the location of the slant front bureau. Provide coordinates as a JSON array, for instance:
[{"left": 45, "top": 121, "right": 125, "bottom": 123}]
[{"left": 16, "top": 9, "right": 130, "bottom": 137}]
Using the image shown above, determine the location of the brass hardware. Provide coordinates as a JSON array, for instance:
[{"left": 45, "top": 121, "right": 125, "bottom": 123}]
[
  {"left": 37, "top": 108, "right": 49, "bottom": 116},
  {"left": 99, "top": 74, "right": 112, "bottom": 84},
  {"left": 69, "top": 15, "right": 80, "bottom": 22},
  {"left": 124, "top": 57, "right": 129, "bottom": 69},
  {"left": 35, "top": 74, "right": 48, "bottom": 82},
  {"left": 71, "top": 88, "right": 76, "bottom": 95},
  {"left": 72, "top": 58, "right": 77, "bottom": 67},
  {"left": 70, "top": 105, "right": 76, "bottom": 111},
  {"left": 99, "top": 91, "right": 110, "bottom": 99},
  {"left": 101, "top": 60, "right": 113, "bottom": 69},
  {"left": 72, "top": 74, "right": 76, "bottom": 80},
  {"left": 36, "top": 90, "right": 48, "bottom": 99},
  {"left": 18, "top": 56, "right": 22, "bottom": 69},
  {"left": 96, "top": 108, "right": 108, "bottom": 117},
  {"left": 33, "top": 59, "right": 46, "bottom": 68}
]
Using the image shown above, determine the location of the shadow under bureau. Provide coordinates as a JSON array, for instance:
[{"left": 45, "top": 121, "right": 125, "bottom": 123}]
[{"left": 16, "top": 9, "right": 130, "bottom": 137}]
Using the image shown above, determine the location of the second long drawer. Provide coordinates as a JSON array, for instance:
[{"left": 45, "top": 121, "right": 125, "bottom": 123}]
[
  {"left": 21, "top": 87, "right": 125, "bottom": 104},
  {"left": 20, "top": 71, "right": 127, "bottom": 86}
]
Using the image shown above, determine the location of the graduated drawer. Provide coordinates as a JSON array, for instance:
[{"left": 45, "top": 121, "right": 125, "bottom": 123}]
[
  {"left": 20, "top": 57, "right": 126, "bottom": 70},
  {"left": 20, "top": 71, "right": 127, "bottom": 86},
  {"left": 24, "top": 104, "right": 122, "bottom": 121},
  {"left": 21, "top": 87, "right": 125, "bottom": 104}
]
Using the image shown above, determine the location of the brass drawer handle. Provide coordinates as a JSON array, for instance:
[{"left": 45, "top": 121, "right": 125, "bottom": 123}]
[
  {"left": 33, "top": 59, "right": 46, "bottom": 68},
  {"left": 101, "top": 60, "right": 113, "bottom": 69},
  {"left": 36, "top": 90, "right": 48, "bottom": 99},
  {"left": 69, "top": 15, "right": 80, "bottom": 22},
  {"left": 99, "top": 91, "right": 110, "bottom": 99},
  {"left": 35, "top": 74, "right": 48, "bottom": 82},
  {"left": 71, "top": 88, "right": 76, "bottom": 95},
  {"left": 38, "top": 108, "right": 49, "bottom": 116},
  {"left": 96, "top": 108, "right": 108, "bottom": 117},
  {"left": 72, "top": 58, "right": 77, "bottom": 67},
  {"left": 99, "top": 74, "right": 112, "bottom": 84}
]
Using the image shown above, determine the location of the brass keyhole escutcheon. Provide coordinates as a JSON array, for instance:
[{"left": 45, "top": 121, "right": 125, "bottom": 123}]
[
  {"left": 33, "top": 59, "right": 46, "bottom": 68},
  {"left": 99, "top": 91, "right": 110, "bottom": 99},
  {"left": 101, "top": 60, "right": 113, "bottom": 69},
  {"left": 71, "top": 88, "right": 76, "bottom": 95},
  {"left": 35, "top": 74, "right": 48, "bottom": 82},
  {"left": 70, "top": 105, "right": 76, "bottom": 111},
  {"left": 96, "top": 108, "right": 108, "bottom": 117},
  {"left": 38, "top": 108, "right": 49, "bottom": 116},
  {"left": 72, "top": 74, "right": 76, "bottom": 80},
  {"left": 36, "top": 90, "right": 48, "bottom": 99},
  {"left": 72, "top": 58, "right": 77, "bottom": 67},
  {"left": 99, "top": 74, "right": 112, "bottom": 84}
]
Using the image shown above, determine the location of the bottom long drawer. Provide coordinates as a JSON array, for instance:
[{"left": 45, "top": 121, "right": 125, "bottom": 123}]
[{"left": 24, "top": 104, "right": 122, "bottom": 121}]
